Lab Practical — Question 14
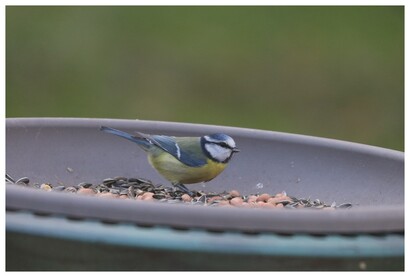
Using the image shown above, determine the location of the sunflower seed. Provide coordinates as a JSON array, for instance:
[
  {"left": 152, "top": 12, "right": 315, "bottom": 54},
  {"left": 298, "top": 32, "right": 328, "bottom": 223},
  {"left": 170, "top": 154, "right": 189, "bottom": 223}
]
[
  {"left": 110, "top": 188, "right": 120, "bottom": 194},
  {"left": 6, "top": 174, "right": 16, "bottom": 184},
  {"left": 16, "top": 177, "right": 30, "bottom": 185},
  {"left": 64, "top": 186, "right": 77, "bottom": 193},
  {"left": 78, "top": 182, "right": 93, "bottom": 188},
  {"left": 337, "top": 203, "right": 353, "bottom": 209},
  {"left": 153, "top": 193, "right": 166, "bottom": 199},
  {"left": 126, "top": 186, "right": 135, "bottom": 198},
  {"left": 197, "top": 195, "right": 207, "bottom": 204},
  {"left": 103, "top": 178, "right": 116, "bottom": 185},
  {"left": 53, "top": 185, "right": 66, "bottom": 191}
]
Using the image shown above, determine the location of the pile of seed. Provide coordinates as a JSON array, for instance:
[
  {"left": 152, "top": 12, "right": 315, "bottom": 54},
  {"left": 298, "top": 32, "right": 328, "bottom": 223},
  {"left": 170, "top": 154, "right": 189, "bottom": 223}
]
[{"left": 6, "top": 174, "right": 352, "bottom": 210}]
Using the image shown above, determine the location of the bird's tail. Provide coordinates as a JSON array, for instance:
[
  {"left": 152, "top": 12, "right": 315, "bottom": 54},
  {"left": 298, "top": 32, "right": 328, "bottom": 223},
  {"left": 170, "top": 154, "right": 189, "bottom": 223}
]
[{"left": 100, "top": 126, "right": 151, "bottom": 148}]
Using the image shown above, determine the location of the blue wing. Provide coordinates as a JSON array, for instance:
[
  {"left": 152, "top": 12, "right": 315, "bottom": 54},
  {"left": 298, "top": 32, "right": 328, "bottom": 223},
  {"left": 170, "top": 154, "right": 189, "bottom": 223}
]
[
  {"left": 149, "top": 135, "right": 207, "bottom": 167},
  {"left": 100, "top": 126, "right": 206, "bottom": 167}
]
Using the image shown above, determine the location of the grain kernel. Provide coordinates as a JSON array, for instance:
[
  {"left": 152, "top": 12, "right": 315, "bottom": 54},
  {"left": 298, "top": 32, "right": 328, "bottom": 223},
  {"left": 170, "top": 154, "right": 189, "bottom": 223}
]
[{"left": 256, "top": 193, "right": 270, "bottom": 202}]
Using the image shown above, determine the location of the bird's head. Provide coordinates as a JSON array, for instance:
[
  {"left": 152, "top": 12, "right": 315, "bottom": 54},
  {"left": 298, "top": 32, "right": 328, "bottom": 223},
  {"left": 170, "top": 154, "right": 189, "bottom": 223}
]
[{"left": 201, "top": 133, "right": 240, "bottom": 163}]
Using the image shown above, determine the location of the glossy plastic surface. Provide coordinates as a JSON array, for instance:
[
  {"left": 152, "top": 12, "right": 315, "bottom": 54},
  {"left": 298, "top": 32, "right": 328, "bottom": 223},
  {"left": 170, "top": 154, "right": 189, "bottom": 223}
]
[{"left": 6, "top": 118, "right": 404, "bottom": 234}]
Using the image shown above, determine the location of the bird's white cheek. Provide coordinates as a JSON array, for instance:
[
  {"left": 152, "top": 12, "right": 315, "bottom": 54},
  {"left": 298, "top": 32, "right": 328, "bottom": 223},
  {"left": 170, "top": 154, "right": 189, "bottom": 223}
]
[{"left": 205, "top": 144, "right": 231, "bottom": 162}]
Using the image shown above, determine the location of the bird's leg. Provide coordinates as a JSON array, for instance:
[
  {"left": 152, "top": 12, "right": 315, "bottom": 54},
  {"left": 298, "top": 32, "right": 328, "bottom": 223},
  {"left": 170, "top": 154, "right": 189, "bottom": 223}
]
[{"left": 173, "top": 183, "right": 195, "bottom": 197}]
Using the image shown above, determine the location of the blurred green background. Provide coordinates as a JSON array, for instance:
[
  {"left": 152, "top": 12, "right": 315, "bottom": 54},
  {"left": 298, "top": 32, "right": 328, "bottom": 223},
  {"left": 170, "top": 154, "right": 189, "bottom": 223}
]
[{"left": 6, "top": 6, "right": 404, "bottom": 150}]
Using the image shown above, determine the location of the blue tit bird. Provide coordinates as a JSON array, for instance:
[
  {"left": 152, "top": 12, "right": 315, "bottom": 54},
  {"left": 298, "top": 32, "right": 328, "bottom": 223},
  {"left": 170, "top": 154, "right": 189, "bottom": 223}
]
[{"left": 100, "top": 126, "right": 239, "bottom": 194}]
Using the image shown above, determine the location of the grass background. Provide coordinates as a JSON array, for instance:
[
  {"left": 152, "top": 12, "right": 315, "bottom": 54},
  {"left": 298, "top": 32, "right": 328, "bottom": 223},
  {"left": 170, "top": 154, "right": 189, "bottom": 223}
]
[{"left": 6, "top": 6, "right": 404, "bottom": 150}]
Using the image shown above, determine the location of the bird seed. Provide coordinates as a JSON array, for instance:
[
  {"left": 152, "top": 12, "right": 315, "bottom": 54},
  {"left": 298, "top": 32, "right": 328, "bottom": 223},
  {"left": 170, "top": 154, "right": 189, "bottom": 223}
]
[{"left": 5, "top": 174, "right": 352, "bottom": 210}]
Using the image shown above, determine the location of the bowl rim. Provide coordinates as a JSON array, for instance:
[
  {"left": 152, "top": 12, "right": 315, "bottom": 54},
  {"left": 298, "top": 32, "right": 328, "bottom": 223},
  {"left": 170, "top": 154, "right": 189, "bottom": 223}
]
[{"left": 6, "top": 117, "right": 404, "bottom": 159}]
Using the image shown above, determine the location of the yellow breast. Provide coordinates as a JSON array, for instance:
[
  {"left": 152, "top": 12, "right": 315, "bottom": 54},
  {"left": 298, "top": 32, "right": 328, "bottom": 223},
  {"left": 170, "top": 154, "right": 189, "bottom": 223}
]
[{"left": 147, "top": 152, "right": 227, "bottom": 184}]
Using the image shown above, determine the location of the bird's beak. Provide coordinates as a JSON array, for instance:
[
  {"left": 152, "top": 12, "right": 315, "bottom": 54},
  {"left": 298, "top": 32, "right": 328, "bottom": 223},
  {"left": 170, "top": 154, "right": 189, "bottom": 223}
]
[{"left": 232, "top": 147, "right": 240, "bottom": 153}]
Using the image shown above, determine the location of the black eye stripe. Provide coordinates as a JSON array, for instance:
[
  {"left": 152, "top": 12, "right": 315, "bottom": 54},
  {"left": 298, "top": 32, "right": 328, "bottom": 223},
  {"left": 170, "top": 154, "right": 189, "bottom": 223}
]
[
  {"left": 204, "top": 137, "right": 234, "bottom": 150},
  {"left": 216, "top": 142, "right": 232, "bottom": 149}
]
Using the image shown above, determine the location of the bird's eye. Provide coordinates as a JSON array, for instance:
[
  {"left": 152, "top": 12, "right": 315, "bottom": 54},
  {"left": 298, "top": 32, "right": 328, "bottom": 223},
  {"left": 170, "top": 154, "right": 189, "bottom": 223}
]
[{"left": 218, "top": 142, "right": 231, "bottom": 149}]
